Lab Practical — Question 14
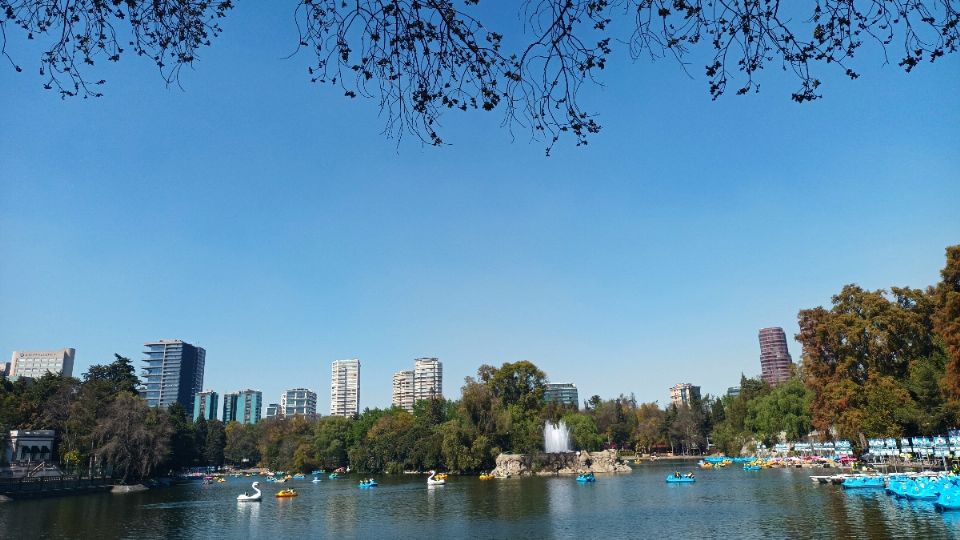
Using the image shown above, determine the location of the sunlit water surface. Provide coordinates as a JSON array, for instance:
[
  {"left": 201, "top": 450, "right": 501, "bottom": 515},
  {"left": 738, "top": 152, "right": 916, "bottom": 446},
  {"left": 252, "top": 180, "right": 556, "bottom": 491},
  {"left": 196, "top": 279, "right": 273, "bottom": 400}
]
[{"left": 2, "top": 463, "right": 959, "bottom": 538}]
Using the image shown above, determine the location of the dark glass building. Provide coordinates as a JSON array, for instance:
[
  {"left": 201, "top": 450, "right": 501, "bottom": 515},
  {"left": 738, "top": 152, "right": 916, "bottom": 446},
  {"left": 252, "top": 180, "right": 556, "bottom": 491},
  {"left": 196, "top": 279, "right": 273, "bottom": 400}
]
[
  {"left": 544, "top": 383, "right": 579, "bottom": 406},
  {"left": 141, "top": 339, "right": 206, "bottom": 410},
  {"left": 759, "top": 327, "right": 794, "bottom": 386}
]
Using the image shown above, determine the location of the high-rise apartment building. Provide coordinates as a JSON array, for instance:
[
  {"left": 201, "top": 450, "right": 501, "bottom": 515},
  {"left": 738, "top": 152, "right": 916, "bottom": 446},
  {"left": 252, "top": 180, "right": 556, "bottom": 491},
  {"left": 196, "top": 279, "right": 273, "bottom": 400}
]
[
  {"left": 140, "top": 340, "right": 206, "bottom": 410},
  {"left": 544, "top": 383, "right": 579, "bottom": 406},
  {"left": 9, "top": 348, "right": 75, "bottom": 379},
  {"left": 281, "top": 388, "right": 317, "bottom": 417},
  {"left": 330, "top": 359, "right": 361, "bottom": 417},
  {"left": 238, "top": 389, "right": 262, "bottom": 424},
  {"left": 414, "top": 358, "right": 443, "bottom": 401},
  {"left": 670, "top": 383, "right": 701, "bottom": 408},
  {"left": 223, "top": 389, "right": 263, "bottom": 424},
  {"left": 759, "top": 327, "right": 794, "bottom": 387},
  {"left": 390, "top": 358, "right": 443, "bottom": 412},
  {"left": 194, "top": 390, "right": 219, "bottom": 421},
  {"left": 265, "top": 403, "right": 280, "bottom": 419},
  {"left": 223, "top": 392, "right": 239, "bottom": 423},
  {"left": 391, "top": 370, "right": 415, "bottom": 412}
]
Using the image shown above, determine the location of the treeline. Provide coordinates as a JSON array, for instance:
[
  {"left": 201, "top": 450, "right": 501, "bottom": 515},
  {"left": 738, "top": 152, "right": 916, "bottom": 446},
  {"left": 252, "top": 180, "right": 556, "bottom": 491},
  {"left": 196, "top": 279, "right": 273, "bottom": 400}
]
[{"left": 1, "top": 246, "right": 957, "bottom": 478}]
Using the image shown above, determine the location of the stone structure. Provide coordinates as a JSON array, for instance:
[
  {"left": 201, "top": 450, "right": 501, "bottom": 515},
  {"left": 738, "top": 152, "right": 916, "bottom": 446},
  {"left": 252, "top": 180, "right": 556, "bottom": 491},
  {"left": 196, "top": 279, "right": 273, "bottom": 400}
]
[{"left": 490, "top": 449, "right": 632, "bottom": 477}]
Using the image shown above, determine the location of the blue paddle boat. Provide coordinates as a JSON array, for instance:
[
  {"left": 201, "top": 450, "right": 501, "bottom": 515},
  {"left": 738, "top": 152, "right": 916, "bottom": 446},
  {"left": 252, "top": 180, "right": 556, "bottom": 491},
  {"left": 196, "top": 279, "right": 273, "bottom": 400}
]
[
  {"left": 743, "top": 465, "right": 761, "bottom": 471},
  {"left": 329, "top": 473, "right": 340, "bottom": 480},
  {"left": 842, "top": 476, "right": 885, "bottom": 489},
  {"left": 665, "top": 473, "right": 695, "bottom": 483},
  {"left": 358, "top": 479, "right": 379, "bottom": 489},
  {"left": 576, "top": 473, "right": 596, "bottom": 483}
]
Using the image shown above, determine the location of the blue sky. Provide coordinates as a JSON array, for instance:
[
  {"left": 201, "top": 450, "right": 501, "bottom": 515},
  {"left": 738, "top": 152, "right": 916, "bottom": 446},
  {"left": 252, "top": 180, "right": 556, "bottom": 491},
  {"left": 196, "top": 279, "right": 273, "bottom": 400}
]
[{"left": 1, "top": 4, "right": 958, "bottom": 411}]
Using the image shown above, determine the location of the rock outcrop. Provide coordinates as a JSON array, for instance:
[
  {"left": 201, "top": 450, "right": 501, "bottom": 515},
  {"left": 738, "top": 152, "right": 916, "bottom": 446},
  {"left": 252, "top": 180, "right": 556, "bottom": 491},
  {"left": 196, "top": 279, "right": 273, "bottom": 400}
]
[{"left": 491, "top": 450, "right": 632, "bottom": 477}]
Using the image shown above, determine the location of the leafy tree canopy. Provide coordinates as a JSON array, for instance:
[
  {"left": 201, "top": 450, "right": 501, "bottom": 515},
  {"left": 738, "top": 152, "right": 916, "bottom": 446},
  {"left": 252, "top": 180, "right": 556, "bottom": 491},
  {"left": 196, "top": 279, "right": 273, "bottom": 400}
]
[{"left": 2, "top": 1, "right": 957, "bottom": 152}]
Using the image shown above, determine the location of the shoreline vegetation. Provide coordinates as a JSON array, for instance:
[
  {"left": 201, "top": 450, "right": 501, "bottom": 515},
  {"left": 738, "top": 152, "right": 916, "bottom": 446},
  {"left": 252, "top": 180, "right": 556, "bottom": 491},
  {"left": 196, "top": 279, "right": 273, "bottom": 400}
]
[{"left": 0, "top": 246, "right": 957, "bottom": 487}]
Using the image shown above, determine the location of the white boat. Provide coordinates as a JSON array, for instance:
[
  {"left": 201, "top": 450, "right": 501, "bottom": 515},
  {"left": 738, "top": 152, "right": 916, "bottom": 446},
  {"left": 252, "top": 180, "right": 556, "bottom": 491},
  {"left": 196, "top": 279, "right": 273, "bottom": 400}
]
[
  {"left": 237, "top": 481, "right": 262, "bottom": 502},
  {"left": 427, "top": 470, "right": 445, "bottom": 486}
]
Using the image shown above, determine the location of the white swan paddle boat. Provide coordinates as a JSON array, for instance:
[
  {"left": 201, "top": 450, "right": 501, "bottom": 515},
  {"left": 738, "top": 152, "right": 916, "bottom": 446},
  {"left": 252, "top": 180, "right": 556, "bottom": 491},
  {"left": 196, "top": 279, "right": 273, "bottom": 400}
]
[
  {"left": 237, "top": 481, "right": 262, "bottom": 502},
  {"left": 427, "top": 470, "right": 445, "bottom": 486}
]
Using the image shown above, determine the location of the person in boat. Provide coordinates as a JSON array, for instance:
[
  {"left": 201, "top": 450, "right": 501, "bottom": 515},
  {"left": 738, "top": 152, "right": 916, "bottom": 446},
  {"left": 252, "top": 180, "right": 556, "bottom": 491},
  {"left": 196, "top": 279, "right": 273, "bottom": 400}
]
[
  {"left": 684, "top": 473, "right": 695, "bottom": 478},
  {"left": 674, "top": 472, "right": 682, "bottom": 478}
]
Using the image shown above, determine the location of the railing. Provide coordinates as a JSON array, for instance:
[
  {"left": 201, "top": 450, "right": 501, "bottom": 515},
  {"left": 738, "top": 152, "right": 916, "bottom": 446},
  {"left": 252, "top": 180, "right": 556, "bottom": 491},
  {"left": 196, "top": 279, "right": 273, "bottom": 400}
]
[{"left": 0, "top": 474, "right": 111, "bottom": 495}]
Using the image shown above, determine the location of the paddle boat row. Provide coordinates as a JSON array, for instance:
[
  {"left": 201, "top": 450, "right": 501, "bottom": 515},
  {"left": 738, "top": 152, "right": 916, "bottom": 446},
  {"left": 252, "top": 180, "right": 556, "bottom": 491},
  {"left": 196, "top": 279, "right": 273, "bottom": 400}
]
[{"left": 842, "top": 473, "right": 960, "bottom": 511}]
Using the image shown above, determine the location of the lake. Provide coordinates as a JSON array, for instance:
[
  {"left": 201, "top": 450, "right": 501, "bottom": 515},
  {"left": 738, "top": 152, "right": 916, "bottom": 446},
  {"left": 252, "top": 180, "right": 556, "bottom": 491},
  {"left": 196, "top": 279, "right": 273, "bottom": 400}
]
[{"left": 2, "top": 463, "right": 958, "bottom": 538}]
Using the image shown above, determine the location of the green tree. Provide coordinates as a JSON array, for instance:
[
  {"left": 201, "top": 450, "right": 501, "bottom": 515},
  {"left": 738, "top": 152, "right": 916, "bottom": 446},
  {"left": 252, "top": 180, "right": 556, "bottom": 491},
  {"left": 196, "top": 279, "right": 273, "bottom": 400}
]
[
  {"left": 562, "top": 413, "right": 603, "bottom": 451},
  {"left": 92, "top": 393, "right": 172, "bottom": 483},
  {"left": 204, "top": 419, "right": 226, "bottom": 467},
  {"left": 745, "top": 378, "right": 813, "bottom": 445},
  {"left": 224, "top": 422, "right": 260, "bottom": 466}
]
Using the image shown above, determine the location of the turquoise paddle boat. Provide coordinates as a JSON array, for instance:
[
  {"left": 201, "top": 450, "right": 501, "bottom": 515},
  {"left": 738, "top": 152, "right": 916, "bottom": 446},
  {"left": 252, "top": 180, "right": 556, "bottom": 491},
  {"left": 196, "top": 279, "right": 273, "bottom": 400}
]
[
  {"left": 329, "top": 473, "right": 340, "bottom": 480},
  {"left": 576, "top": 473, "right": 596, "bottom": 483},
  {"left": 743, "top": 465, "right": 761, "bottom": 471},
  {"left": 842, "top": 476, "right": 885, "bottom": 489},
  {"left": 358, "top": 479, "right": 379, "bottom": 489},
  {"left": 665, "top": 473, "right": 695, "bottom": 483}
]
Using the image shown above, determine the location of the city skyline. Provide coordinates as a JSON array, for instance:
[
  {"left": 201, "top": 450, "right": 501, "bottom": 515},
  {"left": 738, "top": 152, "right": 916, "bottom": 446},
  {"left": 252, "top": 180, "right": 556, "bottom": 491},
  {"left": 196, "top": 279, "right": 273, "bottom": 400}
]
[{"left": 1, "top": 6, "right": 956, "bottom": 413}]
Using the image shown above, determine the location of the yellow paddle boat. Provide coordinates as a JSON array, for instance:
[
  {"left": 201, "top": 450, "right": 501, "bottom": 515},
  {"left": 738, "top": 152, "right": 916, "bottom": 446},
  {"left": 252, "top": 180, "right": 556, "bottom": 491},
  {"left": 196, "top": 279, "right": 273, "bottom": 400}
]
[
  {"left": 479, "top": 473, "right": 494, "bottom": 480},
  {"left": 276, "top": 489, "right": 298, "bottom": 498}
]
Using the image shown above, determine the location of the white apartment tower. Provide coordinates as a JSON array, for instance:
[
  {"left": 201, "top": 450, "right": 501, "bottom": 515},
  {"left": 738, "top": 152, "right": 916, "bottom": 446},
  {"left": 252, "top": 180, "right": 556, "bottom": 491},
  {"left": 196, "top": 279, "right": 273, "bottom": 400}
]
[
  {"left": 391, "top": 370, "right": 415, "bottom": 412},
  {"left": 392, "top": 357, "right": 443, "bottom": 412},
  {"left": 330, "top": 359, "right": 361, "bottom": 417},
  {"left": 280, "top": 388, "right": 317, "bottom": 417},
  {"left": 414, "top": 357, "right": 443, "bottom": 401}
]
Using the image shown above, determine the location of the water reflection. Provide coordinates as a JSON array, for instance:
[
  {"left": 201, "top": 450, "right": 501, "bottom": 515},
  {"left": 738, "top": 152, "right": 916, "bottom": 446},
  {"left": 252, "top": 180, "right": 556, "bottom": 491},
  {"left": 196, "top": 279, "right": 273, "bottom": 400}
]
[{"left": 2, "top": 468, "right": 959, "bottom": 538}]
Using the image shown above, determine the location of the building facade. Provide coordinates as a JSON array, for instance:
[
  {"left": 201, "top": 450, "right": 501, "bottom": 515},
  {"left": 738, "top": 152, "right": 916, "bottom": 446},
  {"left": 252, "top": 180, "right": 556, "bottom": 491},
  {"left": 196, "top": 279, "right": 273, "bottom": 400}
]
[
  {"left": 670, "top": 383, "right": 701, "bottom": 408},
  {"left": 140, "top": 340, "right": 206, "bottom": 410},
  {"left": 9, "top": 348, "right": 75, "bottom": 379},
  {"left": 222, "top": 392, "right": 239, "bottom": 422},
  {"left": 414, "top": 358, "right": 443, "bottom": 401},
  {"left": 281, "top": 388, "right": 317, "bottom": 417},
  {"left": 223, "top": 390, "right": 262, "bottom": 424},
  {"left": 391, "top": 370, "right": 415, "bottom": 412},
  {"left": 265, "top": 403, "right": 280, "bottom": 419},
  {"left": 330, "top": 359, "right": 361, "bottom": 417},
  {"left": 759, "top": 327, "right": 794, "bottom": 387},
  {"left": 193, "top": 390, "right": 219, "bottom": 421},
  {"left": 237, "top": 389, "right": 263, "bottom": 424},
  {"left": 544, "top": 383, "right": 579, "bottom": 406}
]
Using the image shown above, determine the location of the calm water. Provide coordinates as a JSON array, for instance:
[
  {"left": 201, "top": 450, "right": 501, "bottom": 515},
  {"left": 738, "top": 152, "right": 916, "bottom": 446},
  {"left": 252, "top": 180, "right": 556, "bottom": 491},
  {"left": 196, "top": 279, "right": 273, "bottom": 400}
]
[{"left": 2, "top": 463, "right": 959, "bottom": 539}]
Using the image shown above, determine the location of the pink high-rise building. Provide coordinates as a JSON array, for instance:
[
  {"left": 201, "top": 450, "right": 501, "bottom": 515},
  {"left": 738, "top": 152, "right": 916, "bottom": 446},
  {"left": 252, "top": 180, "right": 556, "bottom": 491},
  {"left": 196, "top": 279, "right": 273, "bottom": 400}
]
[{"left": 759, "top": 327, "right": 794, "bottom": 386}]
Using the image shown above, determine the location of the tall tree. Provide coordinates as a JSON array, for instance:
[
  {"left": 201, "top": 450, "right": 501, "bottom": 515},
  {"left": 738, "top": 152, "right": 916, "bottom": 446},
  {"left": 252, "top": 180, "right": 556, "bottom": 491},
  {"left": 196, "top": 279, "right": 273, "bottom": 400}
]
[
  {"left": 934, "top": 246, "right": 960, "bottom": 404},
  {"left": 92, "top": 393, "right": 173, "bottom": 483}
]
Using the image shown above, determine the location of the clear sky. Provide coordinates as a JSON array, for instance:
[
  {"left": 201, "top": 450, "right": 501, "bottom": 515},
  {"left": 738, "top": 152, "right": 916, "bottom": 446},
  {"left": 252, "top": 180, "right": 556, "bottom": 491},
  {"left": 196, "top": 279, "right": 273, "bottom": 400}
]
[{"left": 1, "top": 4, "right": 958, "bottom": 412}]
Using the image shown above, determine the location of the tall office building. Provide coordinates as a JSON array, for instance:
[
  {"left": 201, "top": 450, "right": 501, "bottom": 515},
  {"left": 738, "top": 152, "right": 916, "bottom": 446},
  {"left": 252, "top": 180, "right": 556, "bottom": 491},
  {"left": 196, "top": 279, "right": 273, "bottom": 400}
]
[
  {"left": 265, "top": 403, "right": 280, "bottom": 419},
  {"left": 391, "top": 370, "right": 415, "bottom": 412},
  {"left": 140, "top": 340, "right": 206, "bottom": 410},
  {"left": 414, "top": 357, "right": 443, "bottom": 401},
  {"left": 759, "top": 327, "right": 794, "bottom": 387},
  {"left": 544, "top": 383, "right": 579, "bottom": 406},
  {"left": 194, "top": 390, "right": 219, "bottom": 421},
  {"left": 670, "top": 383, "right": 701, "bottom": 408},
  {"left": 9, "top": 348, "right": 75, "bottom": 379},
  {"left": 281, "top": 388, "right": 317, "bottom": 417},
  {"left": 330, "top": 359, "right": 361, "bottom": 417}
]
